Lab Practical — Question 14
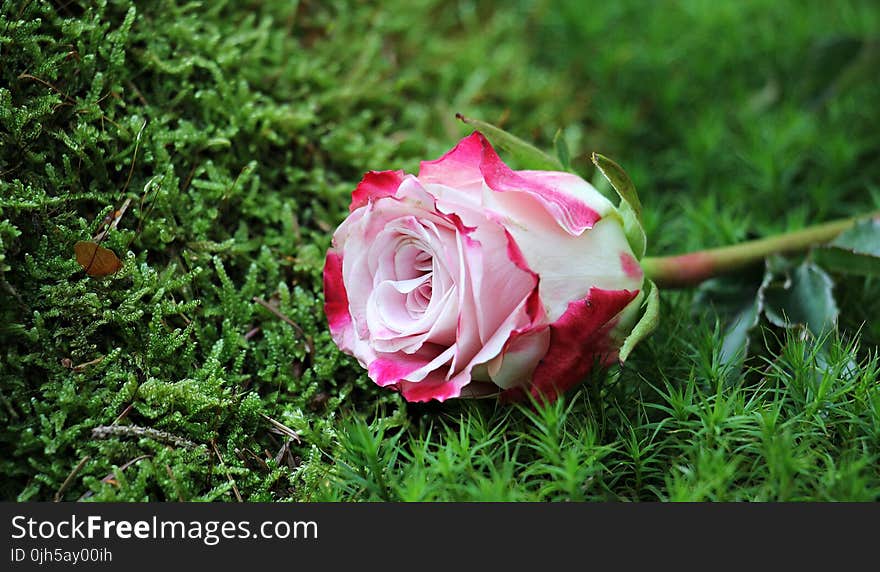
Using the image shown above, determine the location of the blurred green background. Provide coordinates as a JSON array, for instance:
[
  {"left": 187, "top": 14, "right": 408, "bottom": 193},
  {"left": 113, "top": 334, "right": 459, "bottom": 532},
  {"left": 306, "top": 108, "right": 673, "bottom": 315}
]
[{"left": 1, "top": 0, "right": 878, "bottom": 501}]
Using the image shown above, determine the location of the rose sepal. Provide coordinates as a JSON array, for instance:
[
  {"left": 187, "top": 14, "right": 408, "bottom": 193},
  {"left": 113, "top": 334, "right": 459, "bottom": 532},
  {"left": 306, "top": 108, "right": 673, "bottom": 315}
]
[
  {"left": 618, "top": 279, "right": 660, "bottom": 363},
  {"left": 591, "top": 152, "right": 647, "bottom": 260}
]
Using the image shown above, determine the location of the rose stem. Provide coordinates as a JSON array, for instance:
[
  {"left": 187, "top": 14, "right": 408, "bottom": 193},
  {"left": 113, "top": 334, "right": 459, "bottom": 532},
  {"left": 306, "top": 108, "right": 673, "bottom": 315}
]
[{"left": 641, "top": 210, "right": 880, "bottom": 289}]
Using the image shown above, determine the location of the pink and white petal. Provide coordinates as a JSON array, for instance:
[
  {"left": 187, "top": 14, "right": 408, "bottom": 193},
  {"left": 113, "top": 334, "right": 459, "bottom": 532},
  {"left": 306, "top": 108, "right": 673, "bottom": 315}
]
[
  {"left": 397, "top": 370, "right": 472, "bottom": 403},
  {"left": 486, "top": 327, "right": 551, "bottom": 390},
  {"left": 451, "top": 279, "right": 543, "bottom": 392},
  {"left": 497, "top": 214, "right": 644, "bottom": 322},
  {"left": 517, "top": 170, "right": 616, "bottom": 223},
  {"left": 424, "top": 182, "right": 490, "bottom": 232},
  {"left": 473, "top": 133, "right": 607, "bottom": 235},
  {"left": 366, "top": 286, "right": 458, "bottom": 354},
  {"left": 362, "top": 216, "right": 462, "bottom": 353},
  {"left": 323, "top": 249, "right": 377, "bottom": 367},
  {"left": 394, "top": 175, "right": 452, "bottom": 207},
  {"left": 511, "top": 287, "right": 640, "bottom": 402},
  {"left": 349, "top": 170, "right": 405, "bottom": 212},
  {"left": 330, "top": 203, "right": 369, "bottom": 251},
  {"left": 323, "top": 250, "right": 351, "bottom": 336},
  {"left": 462, "top": 224, "right": 538, "bottom": 346},
  {"left": 418, "top": 132, "right": 485, "bottom": 190},
  {"left": 620, "top": 252, "right": 644, "bottom": 281},
  {"left": 367, "top": 344, "right": 456, "bottom": 387},
  {"left": 365, "top": 277, "right": 431, "bottom": 339},
  {"left": 341, "top": 209, "right": 391, "bottom": 338}
]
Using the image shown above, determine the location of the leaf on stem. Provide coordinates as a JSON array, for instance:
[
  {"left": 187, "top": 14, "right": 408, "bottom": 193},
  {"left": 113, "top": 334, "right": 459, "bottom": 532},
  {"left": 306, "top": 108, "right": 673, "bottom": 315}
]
[
  {"left": 764, "top": 261, "right": 838, "bottom": 337},
  {"left": 455, "top": 113, "right": 564, "bottom": 171},
  {"left": 813, "top": 218, "right": 880, "bottom": 277},
  {"left": 693, "top": 263, "right": 772, "bottom": 367}
]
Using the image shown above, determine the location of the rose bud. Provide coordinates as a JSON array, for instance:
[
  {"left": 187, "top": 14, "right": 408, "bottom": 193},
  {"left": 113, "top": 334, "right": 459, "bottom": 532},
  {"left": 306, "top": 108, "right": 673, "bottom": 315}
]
[{"left": 323, "top": 131, "right": 656, "bottom": 403}]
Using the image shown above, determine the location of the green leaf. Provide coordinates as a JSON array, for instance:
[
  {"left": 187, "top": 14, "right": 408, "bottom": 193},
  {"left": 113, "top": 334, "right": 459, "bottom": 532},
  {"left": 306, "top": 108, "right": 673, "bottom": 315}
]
[
  {"left": 619, "top": 279, "right": 660, "bottom": 362},
  {"left": 829, "top": 218, "right": 880, "bottom": 253},
  {"left": 813, "top": 218, "right": 880, "bottom": 277},
  {"left": 693, "top": 264, "right": 772, "bottom": 367},
  {"left": 591, "top": 153, "right": 646, "bottom": 259},
  {"left": 591, "top": 153, "right": 643, "bottom": 218},
  {"left": 764, "top": 261, "right": 838, "bottom": 337},
  {"left": 455, "top": 114, "right": 563, "bottom": 171},
  {"left": 553, "top": 128, "right": 571, "bottom": 171}
]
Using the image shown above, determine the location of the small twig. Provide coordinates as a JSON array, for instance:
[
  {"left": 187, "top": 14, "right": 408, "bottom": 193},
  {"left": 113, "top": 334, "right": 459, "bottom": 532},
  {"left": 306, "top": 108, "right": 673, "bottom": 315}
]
[
  {"left": 129, "top": 174, "right": 163, "bottom": 251},
  {"left": 127, "top": 80, "right": 149, "bottom": 107},
  {"left": 261, "top": 413, "right": 301, "bottom": 444},
  {"left": 111, "top": 403, "right": 133, "bottom": 426},
  {"left": 274, "top": 439, "right": 292, "bottom": 466},
  {"left": 252, "top": 296, "right": 313, "bottom": 355},
  {"left": 122, "top": 120, "right": 148, "bottom": 199},
  {"left": 235, "top": 447, "right": 269, "bottom": 471},
  {"left": 55, "top": 455, "right": 90, "bottom": 502},
  {"left": 0, "top": 161, "right": 23, "bottom": 179},
  {"left": 244, "top": 326, "right": 261, "bottom": 341},
  {"left": 180, "top": 162, "right": 199, "bottom": 194},
  {"left": 78, "top": 455, "right": 152, "bottom": 501},
  {"left": 91, "top": 424, "right": 198, "bottom": 450},
  {"left": 211, "top": 440, "right": 243, "bottom": 502},
  {"left": 18, "top": 73, "right": 75, "bottom": 103},
  {"left": 72, "top": 355, "right": 105, "bottom": 372},
  {"left": 93, "top": 198, "right": 132, "bottom": 242}
]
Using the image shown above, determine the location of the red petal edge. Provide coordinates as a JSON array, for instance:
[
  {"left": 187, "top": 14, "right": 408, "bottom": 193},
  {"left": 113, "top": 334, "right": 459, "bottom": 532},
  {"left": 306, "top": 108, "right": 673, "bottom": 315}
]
[
  {"left": 368, "top": 355, "right": 435, "bottom": 388},
  {"left": 417, "top": 132, "right": 485, "bottom": 187},
  {"left": 349, "top": 170, "right": 406, "bottom": 212},
  {"left": 398, "top": 371, "right": 468, "bottom": 403},
  {"left": 323, "top": 250, "right": 351, "bottom": 336},
  {"left": 502, "top": 287, "right": 639, "bottom": 403},
  {"left": 474, "top": 132, "right": 602, "bottom": 235}
]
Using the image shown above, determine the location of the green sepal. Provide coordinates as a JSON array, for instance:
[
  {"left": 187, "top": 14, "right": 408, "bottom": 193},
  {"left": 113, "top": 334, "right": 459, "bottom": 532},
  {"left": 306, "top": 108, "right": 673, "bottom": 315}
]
[
  {"left": 455, "top": 114, "right": 564, "bottom": 171},
  {"left": 619, "top": 279, "right": 660, "bottom": 363},
  {"left": 591, "top": 153, "right": 647, "bottom": 259}
]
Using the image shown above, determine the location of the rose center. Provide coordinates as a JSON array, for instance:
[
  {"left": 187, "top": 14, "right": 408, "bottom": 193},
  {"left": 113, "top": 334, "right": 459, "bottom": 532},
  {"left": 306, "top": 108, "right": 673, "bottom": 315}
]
[{"left": 403, "top": 248, "right": 433, "bottom": 317}]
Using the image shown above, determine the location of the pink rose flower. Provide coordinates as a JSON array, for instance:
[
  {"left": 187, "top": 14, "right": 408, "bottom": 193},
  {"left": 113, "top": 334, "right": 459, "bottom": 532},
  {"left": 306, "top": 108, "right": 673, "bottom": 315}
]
[{"left": 323, "top": 132, "right": 646, "bottom": 402}]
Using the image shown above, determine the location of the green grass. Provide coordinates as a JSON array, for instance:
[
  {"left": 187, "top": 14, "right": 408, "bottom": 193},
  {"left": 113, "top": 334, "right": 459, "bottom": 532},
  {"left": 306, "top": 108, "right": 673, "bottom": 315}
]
[{"left": 1, "top": 0, "right": 878, "bottom": 502}]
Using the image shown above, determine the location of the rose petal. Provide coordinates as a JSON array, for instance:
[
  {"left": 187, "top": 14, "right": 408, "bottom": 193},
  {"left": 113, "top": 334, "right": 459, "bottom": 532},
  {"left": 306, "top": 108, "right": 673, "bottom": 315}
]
[
  {"left": 506, "top": 287, "right": 639, "bottom": 402},
  {"left": 397, "top": 370, "right": 472, "bottom": 403},
  {"left": 418, "top": 132, "right": 485, "bottom": 189},
  {"left": 349, "top": 170, "right": 405, "bottom": 212},
  {"left": 620, "top": 252, "right": 644, "bottom": 280},
  {"left": 494, "top": 214, "right": 644, "bottom": 322},
  {"left": 473, "top": 133, "right": 609, "bottom": 235},
  {"left": 323, "top": 249, "right": 377, "bottom": 368},
  {"left": 368, "top": 344, "right": 456, "bottom": 387},
  {"left": 323, "top": 250, "right": 351, "bottom": 336},
  {"left": 486, "top": 327, "right": 551, "bottom": 390}
]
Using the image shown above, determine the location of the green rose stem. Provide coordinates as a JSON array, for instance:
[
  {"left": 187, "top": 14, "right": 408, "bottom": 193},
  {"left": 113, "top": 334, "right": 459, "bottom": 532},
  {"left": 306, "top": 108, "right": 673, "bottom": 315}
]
[{"left": 641, "top": 211, "right": 880, "bottom": 289}]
